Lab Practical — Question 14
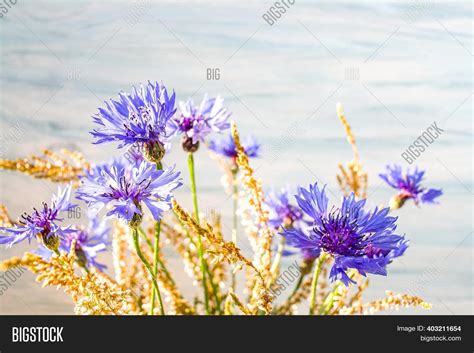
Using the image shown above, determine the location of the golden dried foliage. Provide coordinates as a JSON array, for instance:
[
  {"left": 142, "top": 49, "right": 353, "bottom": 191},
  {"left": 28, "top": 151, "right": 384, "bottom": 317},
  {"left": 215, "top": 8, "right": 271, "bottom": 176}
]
[
  {"left": 155, "top": 257, "right": 196, "bottom": 315},
  {"left": 172, "top": 200, "right": 254, "bottom": 270},
  {"left": 339, "top": 291, "right": 432, "bottom": 315},
  {"left": 203, "top": 212, "right": 228, "bottom": 291},
  {"left": 224, "top": 288, "right": 252, "bottom": 315},
  {"left": 0, "top": 249, "right": 131, "bottom": 315},
  {"left": 274, "top": 275, "right": 313, "bottom": 315},
  {"left": 0, "top": 148, "right": 89, "bottom": 183},
  {"left": 335, "top": 103, "right": 368, "bottom": 198},
  {"left": 231, "top": 121, "right": 273, "bottom": 314},
  {"left": 112, "top": 221, "right": 129, "bottom": 287},
  {"left": 173, "top": 199, "right": 272, "bottom": 314},
  {"left": 0, "top": 205, "right": 15, "bottom": 227},
  {"left": 161, "top": 220, "right": 203, "bottom": 282}
]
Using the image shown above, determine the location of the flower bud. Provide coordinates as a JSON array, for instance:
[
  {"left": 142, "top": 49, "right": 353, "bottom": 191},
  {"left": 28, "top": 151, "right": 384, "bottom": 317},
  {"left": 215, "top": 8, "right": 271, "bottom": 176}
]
[
  {"left": 389, "top": 194, "right": 408, "bottom": 210},
  {"left": 128, "top": 211, "right": 143, "bottom": 229},
  {"left": 181, "top": 136, "right": 199, "bottom": 153},
  {"left": 230, "top": 159, "right": 239, "bottom": 173},
  {"left": 144, "top": 140, "right": 165, "bottom": 164},
  {"left": 39, "top": 232, "right": 60, "bottom": 252},
  {"left": 75, "top": 248, "right": 88, "bottom": 269}
]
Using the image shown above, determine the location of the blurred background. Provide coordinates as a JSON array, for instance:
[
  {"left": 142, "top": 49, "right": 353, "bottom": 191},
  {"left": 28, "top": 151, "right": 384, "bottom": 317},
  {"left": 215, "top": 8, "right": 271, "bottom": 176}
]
[{"left": 0, "top": 0, "right": 471, "bottom": 314}]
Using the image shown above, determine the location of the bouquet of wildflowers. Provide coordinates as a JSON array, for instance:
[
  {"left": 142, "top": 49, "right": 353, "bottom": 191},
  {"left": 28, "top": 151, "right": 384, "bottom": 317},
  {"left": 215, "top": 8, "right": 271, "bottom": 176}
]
[{"left": 0, "top": 82, "right": 442, "bottom": 315}]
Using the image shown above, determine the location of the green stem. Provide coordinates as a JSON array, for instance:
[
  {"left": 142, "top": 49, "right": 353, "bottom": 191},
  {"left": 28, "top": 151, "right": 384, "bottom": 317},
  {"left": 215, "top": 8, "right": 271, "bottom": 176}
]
[
  {"left": 270, "top": 237, "right": 286, "bottom": 283},
  {"left": 150, "top": 220, "right": 162, "bottom": 315},
  {"left": 309, "top": 253, "right": 327, "bottom": 315},
  {"left": 139, "top": 228, "right": 176, "bottom": 286},
  {"left": 138, "top": 228, "right": 153, "bottom": 248},
  {"left": 131, "top": 227, "right": 165, "bottom": 315},
  {"left": 150, "top": 161, "right": 163, "bottom": 315},
  {"left": 187, "top": 152, "right": 210, "bottom": 315},
  {"left": 205, "top": 261, "right": 223, "bottom": 315},
  {"left": 318, "top": 277, "right": 349, "bottom": 315}
]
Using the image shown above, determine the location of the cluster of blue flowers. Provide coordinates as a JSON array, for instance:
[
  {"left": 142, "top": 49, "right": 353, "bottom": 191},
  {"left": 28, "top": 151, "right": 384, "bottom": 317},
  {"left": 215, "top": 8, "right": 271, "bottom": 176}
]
[
  {"left": 265, "top": 166, "right": 442, "bottom": 285},
  {"left": 0, "top": 80, "right": 442, "bottom": 285},
  {"left": 0, "top": 82, "right": 252, "bottom": 270}
]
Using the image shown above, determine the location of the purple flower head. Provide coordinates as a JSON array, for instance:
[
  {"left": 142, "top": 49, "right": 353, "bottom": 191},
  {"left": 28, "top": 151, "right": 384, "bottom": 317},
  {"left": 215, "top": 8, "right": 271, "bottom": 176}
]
[
  {"left": 265, "top": 187, "right": 319, "bottom": 261},
  {"left": 281, "top": 183, "right": 407, "bottom": 286},
  {"left": 379, "top": 165, "right": 442, "bottom": 208},
  {"left": 209, "top": 134, "right": 260, "bottom": 160},
  {"left": 0, "top": 184, "right": 77, "bottom": 247},
  {"left": 90, "top": 81, "right": 176, "bottom": 161},
  {"left": 76, "top": 159, "right": 182, "bottom": 225},
  {"left": 173, "top": 95, "right": 231, "bottom": 145},
  {"left": 35, "top": 210, "right": 111, "bottom": 271},
  {"left": 265, "top": 188, "right": 304, "bottom": 229}
]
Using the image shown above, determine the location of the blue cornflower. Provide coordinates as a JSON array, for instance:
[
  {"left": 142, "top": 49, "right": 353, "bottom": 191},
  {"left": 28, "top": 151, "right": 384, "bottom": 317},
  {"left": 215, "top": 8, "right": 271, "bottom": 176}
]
[
  {"left": 266, "top": 188, "right": 321, "bottom": 262},
  {"left": 281, "top": 183, "right": 408, "bottom": 285},
  {"left": 209, "top": 134, "right": 260, "bottom": 160},
  {"left": 0, "top": 185, "right": 77, "bottom": 250},
  {"left": 265, "top": 188, "right": 304, "bottom": 229},
  {"left": 90, "top": 81, "right": 176, "bottom": 163},
  {"left": 76, "top": 159, "right": 182, "bottom": 226},
  {"left": 379, "top": 165, "right": 442, "bottom": 209},
  {"left": 173, "top": 95, "right": 231, "bottom": 151},
  {"left": 35, "top": 210, "right": 111, "bottom": 271}
]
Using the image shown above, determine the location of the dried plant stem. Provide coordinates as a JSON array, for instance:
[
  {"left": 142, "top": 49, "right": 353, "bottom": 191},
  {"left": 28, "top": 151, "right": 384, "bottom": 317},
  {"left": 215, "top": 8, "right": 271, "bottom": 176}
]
[
  {"left": 231, "top": 169, "right": 238, "bottom": 291},
  {"left": 309, "top": 253, "right": 327, "bottom": 315},
  {"left": 0, "top": 148, "right": 89, "bottom": 183},
  {"left": 335, "top": 103, "right": 368, "bottom": 198},
  {"left": 131, "top": 227, "right": 164, "bottom": 315},
  {"left": 231, "top": 122, "right": 273, "bottom": 313},
  {"left": 173, "top": 200, "right": 263, "bottom": 278},
  {"left": 188, "top": 152, "right": 210, "bottom": 314},
  {"left": 275, "top": 275, "right": 313, "bottom": 315}
]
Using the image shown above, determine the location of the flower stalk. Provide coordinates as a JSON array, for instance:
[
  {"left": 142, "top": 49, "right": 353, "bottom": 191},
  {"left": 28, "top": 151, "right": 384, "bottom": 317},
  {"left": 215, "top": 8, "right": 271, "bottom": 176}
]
[
  {"left": 150, "top": 161, "right": 163, "bottom": 314},
  {"left": 231, "top": 169, "right": 238, "bottom": 291},
  {"left": 309, "top": 253, "right": 327, "bottom": 315},
  {"left": 187, "top": 152, "right": 211, "bottom": 314},
  {"left": 131, "top": 226, "right": 165, "bottom": 315}
]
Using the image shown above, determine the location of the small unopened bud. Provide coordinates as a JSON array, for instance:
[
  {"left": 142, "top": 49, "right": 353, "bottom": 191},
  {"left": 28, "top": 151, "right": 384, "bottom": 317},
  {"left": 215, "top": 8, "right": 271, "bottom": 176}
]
[
  {"left": 39, "top": 232, "right": 60, "bottom": 252},
  {"left": 144, "top": 140, "right": 165, "bottom": 163},
  {"left": 182, "top": 136, "right": 199, "bottom": 153},
  {"left": 75, "top": 248, "right": 88, "bottom": 268},
  {"left": 389, "top": 194, "right": 408, "bottom": 210},
  {"left": 230, "top": 159, "right": 239, "bottom": 173},
  {"left": 128, "top": 211, "right": 143, "bottom": 229},
  {"left": 282, "top": 217, "right": 294, "bottom": 229}
]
